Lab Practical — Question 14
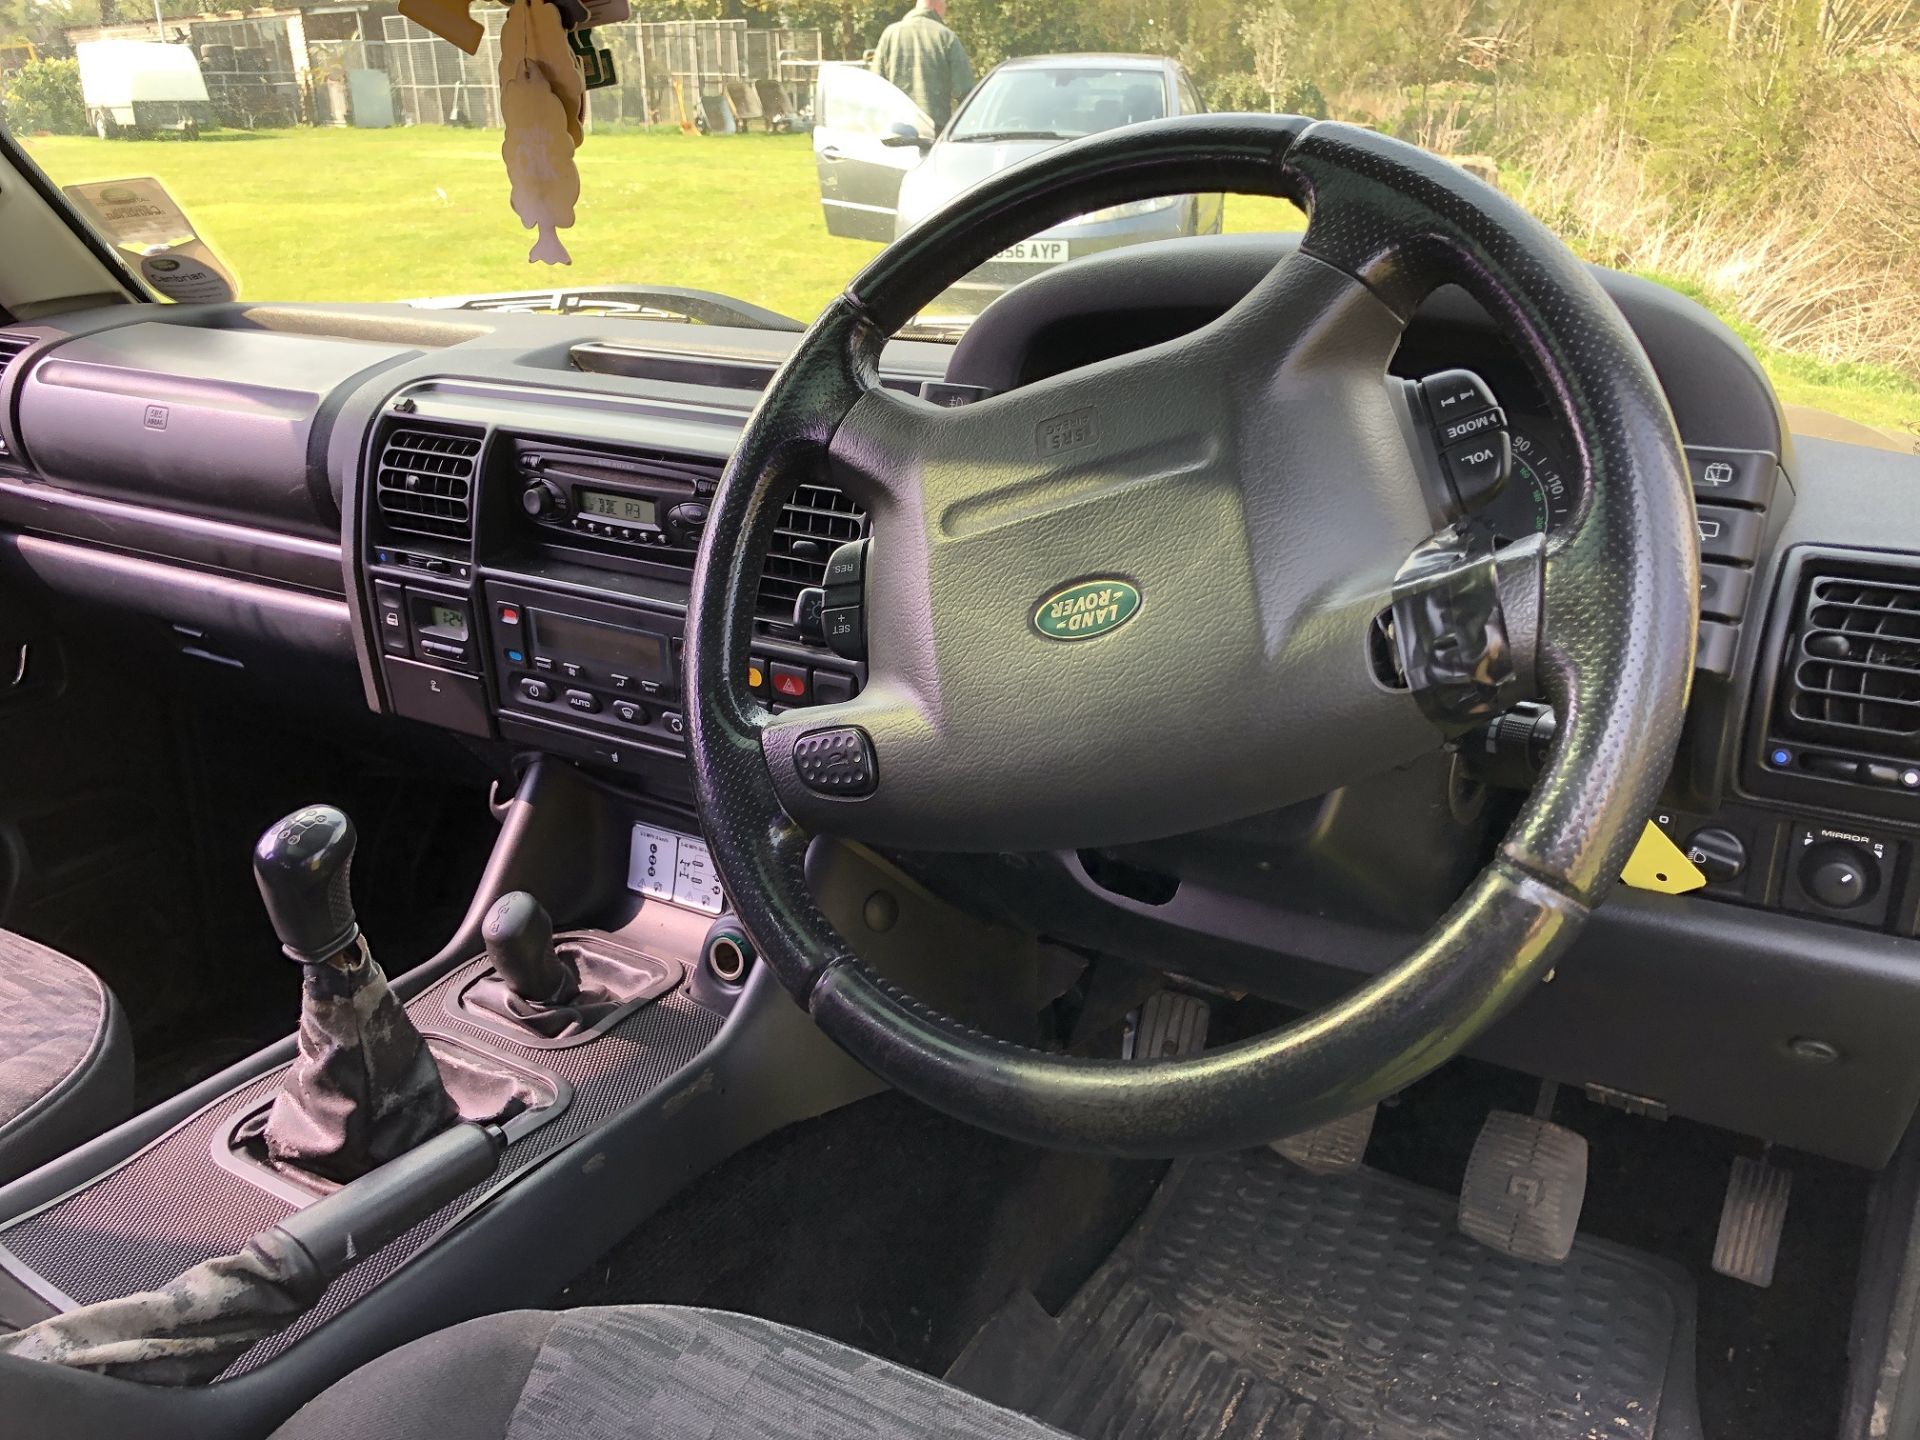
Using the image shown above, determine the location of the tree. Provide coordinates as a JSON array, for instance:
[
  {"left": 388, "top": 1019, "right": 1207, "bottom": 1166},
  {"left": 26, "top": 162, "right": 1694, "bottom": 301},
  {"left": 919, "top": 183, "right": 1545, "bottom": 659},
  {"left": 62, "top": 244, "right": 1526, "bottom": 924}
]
[{"left": 1242, "top": 0, "right": 1296, "bottom": 109}]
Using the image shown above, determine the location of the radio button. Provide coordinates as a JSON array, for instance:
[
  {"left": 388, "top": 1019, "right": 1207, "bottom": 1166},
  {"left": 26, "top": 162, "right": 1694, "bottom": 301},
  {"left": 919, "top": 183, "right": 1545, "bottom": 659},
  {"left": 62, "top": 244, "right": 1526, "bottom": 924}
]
[
  {"left": 518, "top": 677, "right": 553, "bottom": 704},
  {"left": 564, "top": 688, "right": 600, "bottom": 714}
]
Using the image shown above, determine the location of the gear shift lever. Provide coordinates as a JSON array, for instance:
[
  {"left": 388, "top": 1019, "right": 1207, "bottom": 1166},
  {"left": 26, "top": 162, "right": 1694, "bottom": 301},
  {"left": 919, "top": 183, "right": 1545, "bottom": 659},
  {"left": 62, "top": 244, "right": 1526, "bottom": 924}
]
[
  {"left": 483, "top": 891, "right": 574, "bottom": 1002},
  {"left": 254, "top": 806, "right": 361, "bottom": 966},
  {"left": 253, "top": 805, "right": 455, "bottom": 1184}
]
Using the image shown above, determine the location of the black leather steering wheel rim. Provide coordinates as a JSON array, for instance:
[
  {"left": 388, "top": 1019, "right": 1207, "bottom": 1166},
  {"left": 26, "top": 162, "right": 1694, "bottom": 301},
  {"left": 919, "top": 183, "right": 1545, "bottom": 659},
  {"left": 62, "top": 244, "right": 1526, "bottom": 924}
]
[{"left": 685, "top": 115, "right": 1698, "bottom": 1157}]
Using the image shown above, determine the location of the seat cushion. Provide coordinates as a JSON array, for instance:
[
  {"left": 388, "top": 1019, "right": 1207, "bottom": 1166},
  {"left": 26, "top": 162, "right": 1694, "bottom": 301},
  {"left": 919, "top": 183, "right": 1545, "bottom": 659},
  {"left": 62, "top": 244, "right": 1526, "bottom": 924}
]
[
  {"left": 0, "top": 932, "right": 133, "bottom": 1185},
  {"left": 273, "top": 1306, "right": 1067, "bottom": 1440}
]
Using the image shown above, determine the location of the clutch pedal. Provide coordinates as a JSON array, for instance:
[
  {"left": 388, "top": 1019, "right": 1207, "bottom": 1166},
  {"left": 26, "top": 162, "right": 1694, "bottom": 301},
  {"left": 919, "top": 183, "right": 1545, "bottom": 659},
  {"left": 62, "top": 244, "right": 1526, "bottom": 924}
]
[
  {"left": 1712, "top": 1153, "right": 1792, "bottom": 1287},
  {"left": 1271, "top": 1105, "right": 1378, "bottom": 1175},
  {"left": 1459, "top": 1107, "right": 1589, "bottom": 1263}
]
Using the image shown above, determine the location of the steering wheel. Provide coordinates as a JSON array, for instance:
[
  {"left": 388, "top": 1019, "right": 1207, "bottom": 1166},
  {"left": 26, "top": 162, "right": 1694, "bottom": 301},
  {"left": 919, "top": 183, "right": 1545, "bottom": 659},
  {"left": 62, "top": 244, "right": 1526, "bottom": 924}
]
[{"left": 685, "top": 115, "right": 1698, "bottom": 1156}]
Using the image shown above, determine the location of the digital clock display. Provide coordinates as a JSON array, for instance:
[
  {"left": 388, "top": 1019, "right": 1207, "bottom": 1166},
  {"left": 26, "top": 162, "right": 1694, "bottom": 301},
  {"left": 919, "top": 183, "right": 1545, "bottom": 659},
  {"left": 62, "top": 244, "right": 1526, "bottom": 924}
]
[
  {"left": 579, "top": 490, "right": 657, "bottom": 527},
  {"left": 426, "top": 603, "right": 467, "bottom": 637}
]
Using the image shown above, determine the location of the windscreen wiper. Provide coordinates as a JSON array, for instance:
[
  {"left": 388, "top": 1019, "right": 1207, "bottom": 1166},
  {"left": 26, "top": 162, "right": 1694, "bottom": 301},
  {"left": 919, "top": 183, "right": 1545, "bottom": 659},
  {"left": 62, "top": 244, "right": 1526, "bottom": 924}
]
[
  {"left": 954, "top": 129, "right": 1075, "bottom": 142},
  {"left": 407, "top": 285, "right": 806, "bottom": 332}
]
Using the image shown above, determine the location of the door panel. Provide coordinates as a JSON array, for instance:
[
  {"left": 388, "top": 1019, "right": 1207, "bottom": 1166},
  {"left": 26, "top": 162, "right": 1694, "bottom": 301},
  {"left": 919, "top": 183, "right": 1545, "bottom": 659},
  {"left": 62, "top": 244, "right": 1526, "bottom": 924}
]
[{"left": 813, "top": 63, "right": 933, "bottom": 242}]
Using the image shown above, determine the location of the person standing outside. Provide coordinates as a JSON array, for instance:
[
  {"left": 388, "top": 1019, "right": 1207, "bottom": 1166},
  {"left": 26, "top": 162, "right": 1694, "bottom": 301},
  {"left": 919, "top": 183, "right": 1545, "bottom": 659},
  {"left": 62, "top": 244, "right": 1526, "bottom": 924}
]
[{"left": 871, "top": 0, "right": 973, "bottom": 131}]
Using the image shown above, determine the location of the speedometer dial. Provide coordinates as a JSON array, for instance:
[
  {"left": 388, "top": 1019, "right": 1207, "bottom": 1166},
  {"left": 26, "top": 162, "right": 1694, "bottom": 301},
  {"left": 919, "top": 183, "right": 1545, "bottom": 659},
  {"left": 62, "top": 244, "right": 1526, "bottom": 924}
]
[{"left": 1461, "top": 425, "right": 1575, "bottom": 551}]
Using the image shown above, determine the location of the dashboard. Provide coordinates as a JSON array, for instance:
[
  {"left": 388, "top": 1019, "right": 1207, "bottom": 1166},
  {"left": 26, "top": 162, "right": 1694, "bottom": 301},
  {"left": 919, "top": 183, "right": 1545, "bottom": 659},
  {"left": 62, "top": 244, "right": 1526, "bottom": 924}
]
[{"left": 4, "top": 233, "right": 1920, "bottom": 1170}]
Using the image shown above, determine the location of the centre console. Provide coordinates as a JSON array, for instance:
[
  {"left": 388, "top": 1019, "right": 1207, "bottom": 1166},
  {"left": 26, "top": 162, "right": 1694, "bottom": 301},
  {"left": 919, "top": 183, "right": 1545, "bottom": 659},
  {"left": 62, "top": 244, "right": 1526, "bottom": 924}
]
[{"left": 357, "top": 379, "right": 866, "bottom": 784}]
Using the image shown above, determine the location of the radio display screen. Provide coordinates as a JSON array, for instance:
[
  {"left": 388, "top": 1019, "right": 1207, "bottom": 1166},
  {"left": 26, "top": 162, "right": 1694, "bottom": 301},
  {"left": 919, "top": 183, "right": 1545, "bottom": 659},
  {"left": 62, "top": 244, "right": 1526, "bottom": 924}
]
[
  {"left": 532, "top": 611, "right": 669, "bottom": 680},
  {"left": 578, "top": 489, "right": 658, "bottom": 527}
]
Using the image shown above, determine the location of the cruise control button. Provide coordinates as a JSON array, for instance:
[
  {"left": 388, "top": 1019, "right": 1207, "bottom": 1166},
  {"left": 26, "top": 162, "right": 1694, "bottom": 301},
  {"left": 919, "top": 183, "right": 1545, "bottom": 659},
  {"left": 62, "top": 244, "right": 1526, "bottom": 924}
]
[
  {"left": 518, "top": 677, "right": 553, "bottom": 704},
  {"left": 564, "top": 688, "right": 600, "bottom": 713},
  {"left": 1442, "top": 431, "right": 1512, "bottom": 511},
  {"left": 823, "top": 606, "right": 865, "bottom": 660},
  {"left": 793, "top": 727, "right": 877, "bottom": 797},
  {"left": 824, "top": 539, "right": 866, "bottom": 590},
  {"left": 1420, "top": 369, "right": 1498, "bottom": 420}
]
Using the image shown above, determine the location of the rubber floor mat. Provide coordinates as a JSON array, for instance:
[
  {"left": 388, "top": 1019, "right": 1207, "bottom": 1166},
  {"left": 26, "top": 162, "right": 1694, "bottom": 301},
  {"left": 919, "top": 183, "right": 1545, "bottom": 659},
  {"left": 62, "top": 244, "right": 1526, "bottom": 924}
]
[{"left": 948, "top": 1149, "right": 1700, "bottom": 1440}]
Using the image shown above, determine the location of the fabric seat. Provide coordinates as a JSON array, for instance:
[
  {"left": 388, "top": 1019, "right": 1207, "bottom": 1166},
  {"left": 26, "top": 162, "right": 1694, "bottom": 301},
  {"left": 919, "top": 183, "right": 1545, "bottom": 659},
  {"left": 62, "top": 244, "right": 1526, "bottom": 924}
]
[
  {"left": 0, "top": 931, "right": 133, "bottom": 1186},
  {"left": 274, "top": 1306, "right": 1064, "bottom": 1440}
]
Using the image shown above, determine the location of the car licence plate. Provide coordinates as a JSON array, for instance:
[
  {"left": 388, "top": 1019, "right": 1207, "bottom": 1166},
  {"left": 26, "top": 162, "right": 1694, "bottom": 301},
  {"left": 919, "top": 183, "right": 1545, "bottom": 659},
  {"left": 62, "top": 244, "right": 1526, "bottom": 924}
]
[{"left": 992, "top": 240, "right": 1068, "bottom": 264}]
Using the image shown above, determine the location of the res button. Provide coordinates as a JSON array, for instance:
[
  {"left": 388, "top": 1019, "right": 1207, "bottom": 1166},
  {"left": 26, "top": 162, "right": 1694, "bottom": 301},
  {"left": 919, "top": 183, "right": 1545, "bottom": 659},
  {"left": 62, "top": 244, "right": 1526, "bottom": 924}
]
[{"left": 794, "top": 727, "right": 877, "bottom": 797}]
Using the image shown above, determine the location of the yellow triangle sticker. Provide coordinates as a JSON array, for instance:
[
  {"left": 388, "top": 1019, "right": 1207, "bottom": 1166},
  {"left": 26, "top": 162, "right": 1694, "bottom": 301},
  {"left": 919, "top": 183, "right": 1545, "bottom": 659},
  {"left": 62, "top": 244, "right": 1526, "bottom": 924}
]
[{"left": 1620, "top": 820, "right": 1708, "bottom": 895}]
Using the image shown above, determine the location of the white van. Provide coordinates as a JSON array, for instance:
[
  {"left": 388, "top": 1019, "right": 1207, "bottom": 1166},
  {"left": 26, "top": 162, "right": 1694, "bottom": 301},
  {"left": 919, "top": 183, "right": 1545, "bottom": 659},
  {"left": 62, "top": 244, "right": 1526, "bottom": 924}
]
[{"left": 77, "top": 40, "right": 214, "bottom": 138}]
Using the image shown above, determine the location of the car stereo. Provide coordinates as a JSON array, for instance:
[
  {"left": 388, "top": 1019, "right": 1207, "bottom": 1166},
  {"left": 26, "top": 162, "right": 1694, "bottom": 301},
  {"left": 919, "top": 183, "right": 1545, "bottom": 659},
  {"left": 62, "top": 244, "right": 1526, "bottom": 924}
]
[{"left": 512, "top": 438, "right": 714, "bottom": 552}]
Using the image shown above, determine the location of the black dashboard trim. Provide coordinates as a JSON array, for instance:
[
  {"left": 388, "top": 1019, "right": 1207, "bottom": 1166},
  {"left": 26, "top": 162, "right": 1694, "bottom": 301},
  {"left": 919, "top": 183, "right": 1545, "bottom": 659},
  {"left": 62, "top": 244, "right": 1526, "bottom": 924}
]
[{"left": 0, "top": 474, "right": 344, "bottom": 596}]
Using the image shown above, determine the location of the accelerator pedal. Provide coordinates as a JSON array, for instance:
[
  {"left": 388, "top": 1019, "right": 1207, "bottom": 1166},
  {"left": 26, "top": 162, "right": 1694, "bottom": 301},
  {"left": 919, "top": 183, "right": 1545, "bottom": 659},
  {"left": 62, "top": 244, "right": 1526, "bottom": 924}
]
[
  {"left": 1125, "top": 991, "right": 1209, "bottom": 1060},
  {"left": 1271, "top": 1105, "right": 1378, "bottom": 1175},
  {"left": 1459, "top": 1107, "right": 1590, "bottom": 1263},
  {"left": 1712, "top": 1153, "right": 1792, "bottom": 1287}
]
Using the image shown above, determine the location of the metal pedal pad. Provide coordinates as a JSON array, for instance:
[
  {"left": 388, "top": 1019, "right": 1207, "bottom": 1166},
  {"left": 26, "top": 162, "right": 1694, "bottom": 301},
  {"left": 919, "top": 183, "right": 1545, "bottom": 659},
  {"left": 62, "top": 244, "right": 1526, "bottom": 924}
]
[
  {"left": 1271, "top": 1105, "right": 1378, "bottom": 1175},
  {"left": 1126, "top": 991, "right": 1209, "bottom": 1059},
  {"left": 1713, "top": 1154, "right": 1792, "bottom": 1287},
  {"left": 1459, "top": 1109, "right": 1589, "bottom": 1264}
]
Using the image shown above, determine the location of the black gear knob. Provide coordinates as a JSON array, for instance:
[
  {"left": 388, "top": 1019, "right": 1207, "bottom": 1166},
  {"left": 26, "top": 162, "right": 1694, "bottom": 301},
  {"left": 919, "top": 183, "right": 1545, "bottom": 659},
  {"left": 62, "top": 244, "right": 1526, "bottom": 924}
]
[
  {"left": 254, "top": 806, "right": 360, "bottom": 965},
  {"left": 483, "top": 891, "right": 572, "bottom": 1002}
]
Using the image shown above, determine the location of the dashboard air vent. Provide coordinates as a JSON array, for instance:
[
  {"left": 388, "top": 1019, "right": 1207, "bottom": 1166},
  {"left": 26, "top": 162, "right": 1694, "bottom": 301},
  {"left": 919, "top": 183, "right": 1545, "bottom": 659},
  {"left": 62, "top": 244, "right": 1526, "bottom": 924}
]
[
  {"left": 1777, "top": 565, "right": 1920, "bottom": 756},
  {"left": 0, "top": 333, "right": 31, "bottom": 458},
  {"left": 376, "top": 423, "right": 482, "bottom": 542},
  {"left": 757, "top": 482, "right": 868, "bottom": 623}
]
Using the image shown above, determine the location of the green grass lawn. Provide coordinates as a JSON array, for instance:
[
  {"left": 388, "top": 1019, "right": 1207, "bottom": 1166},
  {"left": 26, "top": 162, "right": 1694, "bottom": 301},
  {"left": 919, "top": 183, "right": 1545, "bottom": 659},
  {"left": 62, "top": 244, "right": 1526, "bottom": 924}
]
[
  {"left": 18, "top": 127, "right": 1305, "bottom": 317},
  {"left": 17, "top": 125, "right": 1916, "bottom": 438}
]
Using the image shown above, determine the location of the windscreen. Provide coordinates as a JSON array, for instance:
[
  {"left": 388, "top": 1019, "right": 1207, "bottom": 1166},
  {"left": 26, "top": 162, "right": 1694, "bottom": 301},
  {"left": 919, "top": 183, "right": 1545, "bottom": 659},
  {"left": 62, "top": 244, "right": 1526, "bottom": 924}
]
[{"left": 949, "top": 67, "right": 1168, "bottom": 139}]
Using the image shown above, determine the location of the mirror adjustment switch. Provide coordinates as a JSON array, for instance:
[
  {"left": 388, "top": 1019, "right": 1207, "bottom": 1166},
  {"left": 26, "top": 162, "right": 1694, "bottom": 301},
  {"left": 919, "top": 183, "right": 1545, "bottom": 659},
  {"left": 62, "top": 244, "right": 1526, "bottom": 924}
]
[{"left": 794, "top": 727, "right": 876, "bottom": 796}]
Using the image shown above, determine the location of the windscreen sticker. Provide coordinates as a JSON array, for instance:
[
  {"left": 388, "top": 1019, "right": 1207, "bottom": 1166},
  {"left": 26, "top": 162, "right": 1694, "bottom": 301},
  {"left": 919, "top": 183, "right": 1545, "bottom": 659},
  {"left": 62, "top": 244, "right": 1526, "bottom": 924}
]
[{"left": 139, "top": 247, "right": 234, "bottom": 304}]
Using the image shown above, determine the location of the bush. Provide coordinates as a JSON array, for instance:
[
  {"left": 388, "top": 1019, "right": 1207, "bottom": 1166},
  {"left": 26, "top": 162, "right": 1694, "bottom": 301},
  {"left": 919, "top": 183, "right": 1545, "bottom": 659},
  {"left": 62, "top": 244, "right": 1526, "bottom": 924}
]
[
  {"left": 1206, "top": 72, "right": 1326, "bottom": 115},
  {"left": 0, "top": 58, "right": 87, "bottom": 135}
]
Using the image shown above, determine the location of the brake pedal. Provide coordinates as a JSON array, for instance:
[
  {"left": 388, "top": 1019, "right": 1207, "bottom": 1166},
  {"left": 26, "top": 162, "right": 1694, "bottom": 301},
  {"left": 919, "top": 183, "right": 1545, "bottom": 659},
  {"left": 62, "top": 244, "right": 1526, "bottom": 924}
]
[
  {"left": 1271, "top": 1105, "right": 1377, "bottom": 1175},
  {"left": 1459, "top": 1109, "right": 1589, "bottom": 1263},
  {"left": 1125, "top": 991, "right": 1209, "bottom": 1059},
  {"left": 1713, "top": 1153, "right": 1792, "bottom": 1287}
]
